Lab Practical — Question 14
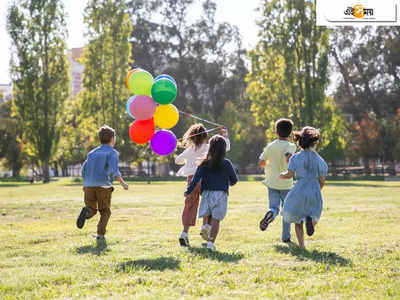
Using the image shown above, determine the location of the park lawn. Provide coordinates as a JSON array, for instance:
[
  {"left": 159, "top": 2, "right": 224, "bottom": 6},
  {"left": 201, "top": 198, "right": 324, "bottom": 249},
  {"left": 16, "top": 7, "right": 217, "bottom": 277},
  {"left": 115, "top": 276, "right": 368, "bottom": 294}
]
[{"left": 0, "top": 179, "right": 399, "bottom": 300}]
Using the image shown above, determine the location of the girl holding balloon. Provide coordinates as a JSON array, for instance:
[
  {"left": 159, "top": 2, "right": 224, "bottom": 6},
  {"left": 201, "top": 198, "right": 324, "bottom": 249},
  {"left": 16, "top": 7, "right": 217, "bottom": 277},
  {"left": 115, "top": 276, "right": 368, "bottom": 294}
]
[
  {"left": 184, "top": 134, "right": 238, "bottom": 252},
  {"left": 176, "top": 124, "right": 230, "bottom": 247}
]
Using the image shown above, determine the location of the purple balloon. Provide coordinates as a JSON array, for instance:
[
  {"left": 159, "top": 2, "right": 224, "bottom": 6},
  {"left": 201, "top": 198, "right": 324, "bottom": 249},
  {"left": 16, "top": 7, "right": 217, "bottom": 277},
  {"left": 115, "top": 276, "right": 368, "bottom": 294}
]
[{"left": 150, "top": 130, "right": 177, "bottom": 156}]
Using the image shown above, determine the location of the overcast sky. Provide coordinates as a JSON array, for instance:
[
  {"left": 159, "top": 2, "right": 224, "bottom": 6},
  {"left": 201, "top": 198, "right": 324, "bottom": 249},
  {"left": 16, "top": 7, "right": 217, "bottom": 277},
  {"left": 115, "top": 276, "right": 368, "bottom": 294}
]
[{"left": 0, "top": 0, "right": 261, "bottom": 84}]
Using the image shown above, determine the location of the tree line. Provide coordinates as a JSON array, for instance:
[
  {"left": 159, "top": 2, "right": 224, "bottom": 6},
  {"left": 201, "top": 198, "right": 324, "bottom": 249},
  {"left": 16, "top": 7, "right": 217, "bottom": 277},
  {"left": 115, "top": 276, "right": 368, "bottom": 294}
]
[{"left": 1, "top": 0, "right": 399, "bottom": 182}]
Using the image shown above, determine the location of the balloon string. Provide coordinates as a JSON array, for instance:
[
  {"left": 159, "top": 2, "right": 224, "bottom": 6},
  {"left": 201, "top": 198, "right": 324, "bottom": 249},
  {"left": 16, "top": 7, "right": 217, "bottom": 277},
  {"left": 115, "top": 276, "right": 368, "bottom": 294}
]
[
  {"left": 177, "top": 127, "right": 220, "bottom": 142},
  {"left": 178, "top": 110, "right": 224, "bottom": 127}
]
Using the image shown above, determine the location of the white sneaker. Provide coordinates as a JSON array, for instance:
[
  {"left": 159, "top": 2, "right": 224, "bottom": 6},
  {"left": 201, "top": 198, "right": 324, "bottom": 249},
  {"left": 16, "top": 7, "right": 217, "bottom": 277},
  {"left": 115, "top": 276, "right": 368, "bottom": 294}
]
[
  {"left": 179, "top": 232, "right": 190, "bottom": 247},
  {"left": 200, "top": 224, "right": 211, "bottom": 241},
  {"left": 206, "top": 241, "right": 216, "bottom": 252}
]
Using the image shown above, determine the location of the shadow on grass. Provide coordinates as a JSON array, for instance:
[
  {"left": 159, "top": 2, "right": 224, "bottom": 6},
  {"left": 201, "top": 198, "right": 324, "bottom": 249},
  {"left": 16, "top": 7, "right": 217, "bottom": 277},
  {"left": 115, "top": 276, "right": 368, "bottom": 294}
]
[
  {"left": 116, "top": 257, "right": 180, "bottom": 272},
  {"left": 326, "top": 182, "right": 395, "bottom": 188},
  {"left": 274, "top": 244, "right": 352, "bottom": 266},
  {"left": 76, "top": 239, "right": 108, "bottom": 256},
  {"left": 0, "top": 184, "right": 24, "bottom": 188},
  {"left": 187, "top": 246, "right": 244, "bottom": 263}
]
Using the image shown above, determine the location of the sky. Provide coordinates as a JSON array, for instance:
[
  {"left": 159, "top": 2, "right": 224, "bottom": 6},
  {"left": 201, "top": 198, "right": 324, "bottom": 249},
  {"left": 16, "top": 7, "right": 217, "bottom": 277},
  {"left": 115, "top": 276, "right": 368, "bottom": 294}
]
[{"left": 0, "top": 0, "right": 261, "bottom": 84}]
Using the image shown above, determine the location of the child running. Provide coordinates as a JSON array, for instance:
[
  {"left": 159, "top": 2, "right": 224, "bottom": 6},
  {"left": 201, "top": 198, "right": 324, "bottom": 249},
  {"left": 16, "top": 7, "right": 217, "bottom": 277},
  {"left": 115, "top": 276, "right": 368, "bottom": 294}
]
[
  {"left": 280, "top": 126, "right": 328, "bottom": 248},
  {"left": 184, "top": 135, "right": 238, "bottom": 252},
  {"left": 76, "top": 125, "right": 129, "bottom": 241},
  {"left": 258, "top": 118, "right": 296, "bottom": 243},
  {"left": 175, "top": 124, "right": 230, "bottom": 247}
]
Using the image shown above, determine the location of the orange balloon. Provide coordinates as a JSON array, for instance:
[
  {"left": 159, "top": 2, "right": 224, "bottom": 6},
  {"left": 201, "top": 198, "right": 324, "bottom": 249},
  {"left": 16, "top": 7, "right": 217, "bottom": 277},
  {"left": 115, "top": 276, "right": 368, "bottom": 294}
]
[
  {"left": 126, "top": 69, "right": 138, "bottom": 89},
  {"left": 129, "top": 118, "right": 155, "bottom": 144}
]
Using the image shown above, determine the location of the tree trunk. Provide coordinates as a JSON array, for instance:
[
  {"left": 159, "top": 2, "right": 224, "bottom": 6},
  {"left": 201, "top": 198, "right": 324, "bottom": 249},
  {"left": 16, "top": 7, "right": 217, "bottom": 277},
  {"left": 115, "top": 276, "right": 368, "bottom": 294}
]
[
  {"left": 362, "top": 156, "right": 370, "bottom": 175},
  {"left": 42, "top": 159, "right": 50, "bottom": 183},
  {"left": 53, "top": 162, "right": 59, "bottom": 177}
]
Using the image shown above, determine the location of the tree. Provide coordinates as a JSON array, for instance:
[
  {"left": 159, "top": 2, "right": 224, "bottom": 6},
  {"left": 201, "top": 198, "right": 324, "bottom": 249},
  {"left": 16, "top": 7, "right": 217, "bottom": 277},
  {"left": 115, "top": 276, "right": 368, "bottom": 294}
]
[
  {"left": 251, "top": 0, "right": 330, "bottom": 127},
  {"left": 330, "top": 27, "right": 400, "bottom": 173},
  {"left": 7, "top": 0, "right": 70, "bottom": 182},
  {"left": 76, "top": 0, "right": 136, "bottom": 164},
  {"left": 0, "top": 101, "right": 24, "bottom": 177},
  {"left": 247, "top": 0, "right": 346, "bottom": 167},
  {"left": 127, "top": 0, "right": 257, "bottom": 169}
]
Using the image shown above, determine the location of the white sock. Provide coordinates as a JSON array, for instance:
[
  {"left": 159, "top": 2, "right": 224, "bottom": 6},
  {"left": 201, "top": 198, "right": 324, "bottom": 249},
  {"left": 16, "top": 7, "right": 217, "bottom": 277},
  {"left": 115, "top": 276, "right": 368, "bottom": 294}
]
[
  {"left": 207, "top": 241, "right": 214, "bottom": 247},
  {"left": 180, "top": 231, "right": 188, "bottom": 238}
]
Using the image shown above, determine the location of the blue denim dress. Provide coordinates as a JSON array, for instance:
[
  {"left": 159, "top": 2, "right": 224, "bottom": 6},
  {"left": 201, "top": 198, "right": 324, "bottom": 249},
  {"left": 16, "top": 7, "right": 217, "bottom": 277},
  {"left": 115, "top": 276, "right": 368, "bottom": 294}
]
[{"left": 282, "top": 150, "right": 328, "bottom": 224}]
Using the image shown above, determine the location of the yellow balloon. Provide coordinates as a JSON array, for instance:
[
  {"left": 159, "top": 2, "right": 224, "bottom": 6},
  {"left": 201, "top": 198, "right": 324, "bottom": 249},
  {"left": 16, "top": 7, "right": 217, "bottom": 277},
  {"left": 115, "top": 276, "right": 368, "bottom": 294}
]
[{"left": 154, "top": 104, "right": 179, "bottom": 129}]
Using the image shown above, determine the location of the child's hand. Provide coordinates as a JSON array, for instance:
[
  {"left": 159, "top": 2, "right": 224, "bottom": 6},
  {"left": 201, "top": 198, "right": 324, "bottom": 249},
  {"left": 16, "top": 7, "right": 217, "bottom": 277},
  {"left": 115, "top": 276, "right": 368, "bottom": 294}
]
[
  {"left": 279, "top": 174, "right": 286, "bottom": 179},
  {"left": 184, "top": 192, "right": 188, "bottom": 197},
  {"left": 121, "top": 182, "right": 129, "bottom": 190},
  {"left": 220, "top": 127, "right": 228, "bottom": 137}
]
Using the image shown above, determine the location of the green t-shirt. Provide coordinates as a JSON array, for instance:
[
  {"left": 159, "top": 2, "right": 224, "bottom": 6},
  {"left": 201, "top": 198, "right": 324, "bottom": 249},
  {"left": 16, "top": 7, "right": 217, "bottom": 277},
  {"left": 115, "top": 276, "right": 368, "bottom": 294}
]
[{"left": 259, "top": 139, "right": 297, "bottom": 190}]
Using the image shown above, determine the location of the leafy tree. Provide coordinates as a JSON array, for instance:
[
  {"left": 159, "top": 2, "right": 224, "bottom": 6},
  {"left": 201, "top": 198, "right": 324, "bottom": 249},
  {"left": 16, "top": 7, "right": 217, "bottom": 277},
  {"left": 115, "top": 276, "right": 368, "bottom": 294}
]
[
  {"left": 72, "top": 0, "right": 139, "bottom": 165},
  {"left": 0, "top": 101, "right": 24, "bottom": 177},
  {"left": 252, "top": 0, "right": 330, "bottom": 127},
  {"left": 330, "top": 27, "right": 400, "bottom": 173},
  {"left": 7, "top": 0, "right": 70, "bottom": 182},
  {"left": 247, "top": 0, "right": 346, "bottom": 169},
  {"left": 127, "top": 0, "right": 255, "bottom": 169}
]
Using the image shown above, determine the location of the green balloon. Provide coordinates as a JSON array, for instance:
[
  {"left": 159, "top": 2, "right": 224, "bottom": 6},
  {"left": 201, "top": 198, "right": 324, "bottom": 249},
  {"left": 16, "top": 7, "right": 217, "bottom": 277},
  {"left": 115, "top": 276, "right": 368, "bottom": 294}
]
[
  {"left": 151, "top": 79, "right": 177, "bottom": 104},
  {"left": 129, "top": 70, "right": 153, "bottom": 96}
]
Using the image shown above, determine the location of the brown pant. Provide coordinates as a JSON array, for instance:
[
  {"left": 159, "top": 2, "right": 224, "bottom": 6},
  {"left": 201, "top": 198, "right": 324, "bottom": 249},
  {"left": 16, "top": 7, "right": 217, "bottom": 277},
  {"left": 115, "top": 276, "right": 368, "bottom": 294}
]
[
  {"left": 182, "top": 176, "right": 201, "bottom": 227},
  {"left": 84, "top": 187, "right": 113, "bottom": 236}
]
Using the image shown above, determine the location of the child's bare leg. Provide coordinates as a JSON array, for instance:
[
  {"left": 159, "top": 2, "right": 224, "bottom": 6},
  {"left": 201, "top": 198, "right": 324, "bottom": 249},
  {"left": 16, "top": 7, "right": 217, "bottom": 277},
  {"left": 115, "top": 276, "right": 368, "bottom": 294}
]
[
  {"left": 183, "top": 225, "right": 190, "bottom": 233},
  {"left": 209, "top": 217, "right": 220, "bottom": 243},
  {"left": 203, "top": 216, "right": 210, "bottom": 225},
  {"left": 295, "top": 222, "right": 305, "bottom": 248}
]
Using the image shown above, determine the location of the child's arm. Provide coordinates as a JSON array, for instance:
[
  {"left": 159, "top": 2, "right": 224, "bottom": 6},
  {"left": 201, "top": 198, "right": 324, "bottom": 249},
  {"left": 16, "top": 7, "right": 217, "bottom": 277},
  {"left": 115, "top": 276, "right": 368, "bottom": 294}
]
[
  {"left": 175, "top": 148, "right": 191, "bottom": 165},
  {"left": 280, "top": 170, "right": 294, "bottom": 179},
  {"left": 227, "top": 161, "right": 238, "bottom": 186},
  {"left": 258, "top": 146, "right": 269, "bottom": 168},
  {"left": 319, "top": 177, "right": 326, "bottom": 189},
  {"left": 259, "top": 160, "right": 266, "bottom": 168},
  {"left": 220, "top": 127, "right": 231, "bottom": 152},
  {"left": 109, "top": 152, "right": 128, "bottom": 190},
  {"left": 81, "top": 160, "right": 87, "bottom": 178},
  {"left": 184, "top": 166, "right": 203, "bottom": 196}
]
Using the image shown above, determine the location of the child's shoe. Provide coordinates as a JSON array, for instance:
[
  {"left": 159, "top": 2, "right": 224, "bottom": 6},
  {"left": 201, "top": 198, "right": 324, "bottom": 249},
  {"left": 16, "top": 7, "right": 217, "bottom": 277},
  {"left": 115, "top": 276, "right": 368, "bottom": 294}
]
[
  {"left": 76, "top": 207, "right": 88, "bottom": 229},
  {"left": 206, "top": 241, "right": 216, "bottom": 252},
  {"left": 179, "top": 232, "right": 190, "bottom": 247},
  {"left": 259, "top": 210, "right": 274, "bottom": 231},
  {"left": 305, "top": 216, "right": 314, "bottom": 236},
  {"left": 200, "top": 224, "right": 211, "bottom": 241}
]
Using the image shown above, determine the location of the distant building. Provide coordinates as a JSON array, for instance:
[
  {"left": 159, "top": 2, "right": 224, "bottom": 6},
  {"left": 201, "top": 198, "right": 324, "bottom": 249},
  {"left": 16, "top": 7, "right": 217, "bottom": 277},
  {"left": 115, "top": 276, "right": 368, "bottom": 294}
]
[
  {"left": 69, "top": 47, "right": 84, "bottom": 96},
  {"left": 0, "top": 83, "right": 12, "bottom": 104}
]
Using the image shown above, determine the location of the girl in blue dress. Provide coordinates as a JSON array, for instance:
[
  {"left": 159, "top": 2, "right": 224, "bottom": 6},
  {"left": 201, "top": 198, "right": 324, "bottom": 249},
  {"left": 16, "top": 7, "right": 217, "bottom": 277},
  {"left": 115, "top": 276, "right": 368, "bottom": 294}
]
[{"left": 280, "top": 127, "right": 328, "bottom": 248}]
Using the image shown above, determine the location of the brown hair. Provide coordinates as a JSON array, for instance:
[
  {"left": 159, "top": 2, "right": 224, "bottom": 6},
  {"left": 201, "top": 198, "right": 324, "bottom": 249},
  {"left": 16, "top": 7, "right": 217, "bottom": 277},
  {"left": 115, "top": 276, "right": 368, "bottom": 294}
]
[
  {"left": 98, "top": 125, "right": 115, "bottom": 144},
  {"left": 182, "top": 123, "right": 208, "bottom": 149},
  {"left": 275, "top": 118, "right": 294, "bottom": 138},
  {"left": 293, "top": 126, "right": 320, "bottom": 149},
  {"left": 201, "top": 135, "right": 226, "bottom": 171}
]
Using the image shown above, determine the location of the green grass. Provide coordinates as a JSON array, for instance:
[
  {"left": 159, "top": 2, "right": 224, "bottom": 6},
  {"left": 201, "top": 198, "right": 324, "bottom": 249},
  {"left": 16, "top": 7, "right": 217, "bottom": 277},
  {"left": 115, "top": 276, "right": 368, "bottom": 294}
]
[{"left": 0, "top": 179, "right": 399, "bottom": 299}]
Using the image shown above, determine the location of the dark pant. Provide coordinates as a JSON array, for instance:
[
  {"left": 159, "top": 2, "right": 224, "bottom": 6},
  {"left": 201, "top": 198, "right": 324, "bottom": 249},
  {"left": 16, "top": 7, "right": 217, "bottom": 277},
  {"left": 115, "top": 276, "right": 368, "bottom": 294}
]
[{"left": 84, "top": 187, "right": 113, "bottom": 236}]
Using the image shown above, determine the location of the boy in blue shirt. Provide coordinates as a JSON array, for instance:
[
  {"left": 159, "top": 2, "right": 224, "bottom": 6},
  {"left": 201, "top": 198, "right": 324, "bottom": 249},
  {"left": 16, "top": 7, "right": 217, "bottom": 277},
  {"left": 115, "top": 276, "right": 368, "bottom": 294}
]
[{"left": 76, "top": 125, "right": 128, "bottom": 240}]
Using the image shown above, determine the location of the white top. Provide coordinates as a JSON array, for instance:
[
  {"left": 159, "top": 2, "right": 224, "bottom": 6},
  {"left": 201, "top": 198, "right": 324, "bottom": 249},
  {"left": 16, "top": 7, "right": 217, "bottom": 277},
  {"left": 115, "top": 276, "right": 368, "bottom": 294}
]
[{"left": 175, "top": 138, "right": 231, "bottom": 177}]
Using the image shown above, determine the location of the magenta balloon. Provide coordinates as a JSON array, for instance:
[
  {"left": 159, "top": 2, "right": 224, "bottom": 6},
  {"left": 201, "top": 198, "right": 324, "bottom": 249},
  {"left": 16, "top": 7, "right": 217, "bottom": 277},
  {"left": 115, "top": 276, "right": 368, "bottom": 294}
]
[
  {"left": 129, "top": 95, "right": 156, "bottom": 120},
  {"left": 150, "top": 130, "right": 177, "bottom": 156}
]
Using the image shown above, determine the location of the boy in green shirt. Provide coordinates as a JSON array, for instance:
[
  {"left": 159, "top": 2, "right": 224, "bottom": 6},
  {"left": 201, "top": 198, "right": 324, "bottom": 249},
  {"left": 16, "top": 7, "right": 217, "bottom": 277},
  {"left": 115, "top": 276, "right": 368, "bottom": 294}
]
[{"left": 259, "top": 118, "right": 296, "bottom": 242}]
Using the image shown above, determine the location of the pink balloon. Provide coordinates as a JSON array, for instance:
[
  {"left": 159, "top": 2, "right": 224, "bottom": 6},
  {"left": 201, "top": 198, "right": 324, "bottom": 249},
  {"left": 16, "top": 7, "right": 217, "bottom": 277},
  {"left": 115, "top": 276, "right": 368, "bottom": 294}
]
[{"left": 129, "top": 95, "right": 156, "bottom": 120}]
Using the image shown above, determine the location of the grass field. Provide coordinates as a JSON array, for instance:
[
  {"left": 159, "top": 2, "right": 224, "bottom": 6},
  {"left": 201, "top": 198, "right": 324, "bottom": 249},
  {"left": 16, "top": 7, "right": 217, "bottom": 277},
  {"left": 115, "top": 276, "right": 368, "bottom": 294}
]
[{"left": 0, "top": 179, "right": 399, "bottom": 299}]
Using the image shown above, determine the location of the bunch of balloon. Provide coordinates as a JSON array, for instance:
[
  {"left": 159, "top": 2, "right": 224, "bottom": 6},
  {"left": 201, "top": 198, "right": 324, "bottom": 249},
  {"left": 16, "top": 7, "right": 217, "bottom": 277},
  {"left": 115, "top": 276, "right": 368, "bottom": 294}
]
[{"left": 126, "top": 70, "right": 179, "bottom": 156}]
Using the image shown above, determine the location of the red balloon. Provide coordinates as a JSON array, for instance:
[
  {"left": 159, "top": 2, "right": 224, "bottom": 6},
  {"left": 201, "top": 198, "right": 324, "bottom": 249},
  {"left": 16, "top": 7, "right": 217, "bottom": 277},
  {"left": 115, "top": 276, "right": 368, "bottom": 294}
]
[{"left": 129, "top": 118, "right": 155, "bottom": 144}]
